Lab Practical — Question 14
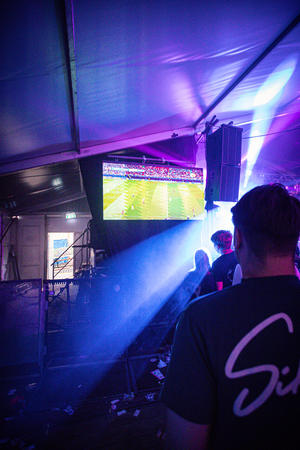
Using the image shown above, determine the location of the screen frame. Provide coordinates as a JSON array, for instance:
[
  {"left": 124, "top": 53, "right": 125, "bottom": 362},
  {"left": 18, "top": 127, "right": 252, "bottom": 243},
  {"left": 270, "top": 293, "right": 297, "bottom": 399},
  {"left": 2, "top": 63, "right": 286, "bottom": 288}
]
[{"left": 102, "top": 160, "right": 205, "bottom": 221}]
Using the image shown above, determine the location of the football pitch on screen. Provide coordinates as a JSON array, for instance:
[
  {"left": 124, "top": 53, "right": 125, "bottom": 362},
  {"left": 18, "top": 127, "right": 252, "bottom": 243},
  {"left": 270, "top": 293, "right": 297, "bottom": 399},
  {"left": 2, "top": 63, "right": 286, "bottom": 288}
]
[{"left": 103, "top": 178, "right": 204, "bottom": 220}]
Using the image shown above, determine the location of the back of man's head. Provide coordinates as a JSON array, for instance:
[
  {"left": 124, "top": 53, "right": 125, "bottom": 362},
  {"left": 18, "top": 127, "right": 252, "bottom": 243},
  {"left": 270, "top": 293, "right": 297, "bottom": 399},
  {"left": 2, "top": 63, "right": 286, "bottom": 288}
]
[
  {"left": 231, "top": 183, "right": 300, "bottom": 259},
  {"left": 211, "top": 230, "right": 232, "bottom": 250}
]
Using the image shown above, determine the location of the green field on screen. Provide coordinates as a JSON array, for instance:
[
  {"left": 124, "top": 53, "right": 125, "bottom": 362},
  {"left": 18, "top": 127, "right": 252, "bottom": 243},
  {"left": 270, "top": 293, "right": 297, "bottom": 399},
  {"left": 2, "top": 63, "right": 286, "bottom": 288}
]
[{"left": 103, "top": 178, "right": 205, "bottom": 220}]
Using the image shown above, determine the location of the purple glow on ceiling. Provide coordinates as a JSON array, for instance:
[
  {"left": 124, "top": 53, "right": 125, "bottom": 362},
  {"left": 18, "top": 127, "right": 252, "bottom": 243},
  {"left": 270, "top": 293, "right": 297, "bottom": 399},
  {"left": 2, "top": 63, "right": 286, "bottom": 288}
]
[{"left": 244, "top": 56, "right": 298, "bottom": 187}]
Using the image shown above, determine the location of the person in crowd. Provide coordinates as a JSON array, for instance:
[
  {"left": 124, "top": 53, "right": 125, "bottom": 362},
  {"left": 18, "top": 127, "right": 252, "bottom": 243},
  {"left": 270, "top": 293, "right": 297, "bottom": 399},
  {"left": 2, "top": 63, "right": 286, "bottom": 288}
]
[
  {"left": 160, "top": 183, "right": 300, "bottom": 450},
  {"left": 179, "top": 248, "right": 217, "bottom": 303},
  {"left": 160, "top": 248, "right": 217, "bottom": 346},
  {"left": 210, "top": 229, "right": 238, "bottom": 290}
]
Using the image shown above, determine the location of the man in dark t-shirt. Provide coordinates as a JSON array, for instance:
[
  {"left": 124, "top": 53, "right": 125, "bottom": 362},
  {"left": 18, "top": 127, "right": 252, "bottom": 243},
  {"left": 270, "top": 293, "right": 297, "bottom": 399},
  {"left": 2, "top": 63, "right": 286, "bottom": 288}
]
[
  {"left": 161, "top": 184, "right": 300, "bottom": 450},
  {"left": 211, "top": 230, "right": 238, "bottom": 289}
]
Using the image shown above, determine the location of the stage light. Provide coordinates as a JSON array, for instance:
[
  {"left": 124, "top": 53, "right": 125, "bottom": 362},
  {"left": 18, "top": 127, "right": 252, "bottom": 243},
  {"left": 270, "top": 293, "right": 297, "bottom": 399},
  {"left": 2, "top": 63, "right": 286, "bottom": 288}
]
[
  {"left": 244, "top": 56, "right": 297, "bottom": 188},
  {"left": 253, "top": 57, "right": 297, "bottom": 107},
  {"left": 70, "top": 221, "right": 204, "bottom": 361},
  {"left": 243, "top": 111, "right": 269, "bottom": 187}
]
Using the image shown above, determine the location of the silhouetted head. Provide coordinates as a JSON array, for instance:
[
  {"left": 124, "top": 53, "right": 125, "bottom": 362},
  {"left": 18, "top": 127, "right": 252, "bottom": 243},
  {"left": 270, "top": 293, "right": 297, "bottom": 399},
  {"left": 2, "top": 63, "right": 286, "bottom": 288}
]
[{"left": 231, "top": 183, "right": 300, "bottom": 259}]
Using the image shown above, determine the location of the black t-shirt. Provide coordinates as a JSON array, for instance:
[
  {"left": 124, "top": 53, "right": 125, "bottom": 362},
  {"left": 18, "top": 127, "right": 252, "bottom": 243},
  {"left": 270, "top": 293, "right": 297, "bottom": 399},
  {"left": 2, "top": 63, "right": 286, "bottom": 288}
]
[
  {"left": 211, "top": 251, "right": 237, "bottom": 288},
  {"left": 160, "top": 276, "right": 300, "bottom": 449}
]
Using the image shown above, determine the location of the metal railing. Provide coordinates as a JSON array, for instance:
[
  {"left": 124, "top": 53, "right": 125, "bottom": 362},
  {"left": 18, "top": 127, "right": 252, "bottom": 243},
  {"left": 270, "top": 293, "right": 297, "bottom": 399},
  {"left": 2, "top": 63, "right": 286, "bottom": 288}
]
[{"left": 51, "top": 227, "right": 90, "bottom": 279}]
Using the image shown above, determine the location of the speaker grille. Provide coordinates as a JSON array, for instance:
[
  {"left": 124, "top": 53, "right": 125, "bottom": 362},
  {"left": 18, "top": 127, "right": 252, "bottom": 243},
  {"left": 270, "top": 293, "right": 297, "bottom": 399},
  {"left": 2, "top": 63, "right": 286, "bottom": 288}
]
[{"left": 205, "top": 125, "right": 242, "bottom": 202}]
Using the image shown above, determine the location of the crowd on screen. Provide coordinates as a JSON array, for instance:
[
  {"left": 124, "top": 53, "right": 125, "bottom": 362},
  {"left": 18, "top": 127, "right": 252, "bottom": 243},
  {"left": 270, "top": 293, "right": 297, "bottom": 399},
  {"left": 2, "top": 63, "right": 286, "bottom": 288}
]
[{"left": 103, "top": 162, "right": 203, "bottom": 183}]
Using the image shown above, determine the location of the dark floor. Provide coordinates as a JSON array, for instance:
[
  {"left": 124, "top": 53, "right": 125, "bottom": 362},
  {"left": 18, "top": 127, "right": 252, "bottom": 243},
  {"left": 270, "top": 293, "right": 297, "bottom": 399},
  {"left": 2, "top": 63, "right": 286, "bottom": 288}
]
[
  {"left": 0, "top": 280, "right": 177, "bottom": 449},
  {"left": 0, "top": 357, "right": 168, "bottom": 450}
]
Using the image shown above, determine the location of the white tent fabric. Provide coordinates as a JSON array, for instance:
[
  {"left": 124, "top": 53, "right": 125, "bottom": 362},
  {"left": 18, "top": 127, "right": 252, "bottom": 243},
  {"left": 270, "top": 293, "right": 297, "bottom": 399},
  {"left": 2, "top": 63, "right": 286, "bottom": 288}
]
[{"left": 1, "top": 0, "right": 300, "bottom": 190}]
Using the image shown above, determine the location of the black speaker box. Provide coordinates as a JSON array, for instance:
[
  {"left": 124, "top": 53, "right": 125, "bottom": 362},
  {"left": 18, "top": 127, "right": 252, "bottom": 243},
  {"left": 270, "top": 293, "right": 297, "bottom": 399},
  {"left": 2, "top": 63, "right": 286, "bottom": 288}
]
[{"left": 205, "top": 125, "right": 242, "bottom": 202}]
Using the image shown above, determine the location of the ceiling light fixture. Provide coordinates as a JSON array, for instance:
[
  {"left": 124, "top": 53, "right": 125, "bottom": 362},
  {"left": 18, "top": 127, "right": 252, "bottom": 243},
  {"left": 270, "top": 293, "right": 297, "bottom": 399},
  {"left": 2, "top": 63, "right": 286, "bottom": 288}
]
[{"left": 65, "top": 212, "right": 76, "bottom": 219}]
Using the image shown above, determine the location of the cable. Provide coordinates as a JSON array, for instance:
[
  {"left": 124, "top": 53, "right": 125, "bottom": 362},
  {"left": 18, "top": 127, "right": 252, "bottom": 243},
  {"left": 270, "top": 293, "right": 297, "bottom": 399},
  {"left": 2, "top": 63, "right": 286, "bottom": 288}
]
[{"left": 242, "top": 125, "right": 300, "bottom": 139}]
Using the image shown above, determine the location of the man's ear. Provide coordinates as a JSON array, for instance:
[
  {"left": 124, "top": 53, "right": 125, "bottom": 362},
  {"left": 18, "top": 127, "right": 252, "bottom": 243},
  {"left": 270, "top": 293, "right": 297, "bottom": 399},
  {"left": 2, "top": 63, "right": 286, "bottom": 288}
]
[{"left": 234, "top": 228, "right": 242, "bottom": 249}]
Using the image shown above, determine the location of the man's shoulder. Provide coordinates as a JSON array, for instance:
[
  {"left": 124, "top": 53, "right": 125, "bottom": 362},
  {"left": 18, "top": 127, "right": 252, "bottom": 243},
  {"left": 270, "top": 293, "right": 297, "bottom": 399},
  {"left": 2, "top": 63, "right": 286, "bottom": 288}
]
[
  {"left": 212, "top": 251, "right": 236, "bottom": 265},
  {"left": 224, "top": 251, "right": 237, "bottom": 262},
  {"left": 212, "top": 255, "right": 222, "bottom": 268},
  {"left": 182, "top": 276, "right": 300, "bottom": 330},
  {"left": 186, "top": 284, "right": 241, "bottom": 311},
  {"left": 187, "top": 275, "right": 300, "bottom": 306}
]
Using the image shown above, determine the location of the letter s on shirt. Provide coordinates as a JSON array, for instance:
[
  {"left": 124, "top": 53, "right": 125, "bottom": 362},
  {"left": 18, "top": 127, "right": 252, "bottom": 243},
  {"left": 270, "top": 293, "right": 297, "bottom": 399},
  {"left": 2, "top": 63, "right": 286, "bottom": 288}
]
[{"left": 224, "top": 313, "right": 294, "bottom": 417}]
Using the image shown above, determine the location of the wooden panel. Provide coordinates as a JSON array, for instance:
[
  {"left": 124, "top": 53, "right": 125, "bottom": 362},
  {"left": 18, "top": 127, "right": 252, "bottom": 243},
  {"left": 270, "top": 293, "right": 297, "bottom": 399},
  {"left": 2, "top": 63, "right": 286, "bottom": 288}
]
[{"left": 17, "top": 216, "right": 45, "bottom": 280}]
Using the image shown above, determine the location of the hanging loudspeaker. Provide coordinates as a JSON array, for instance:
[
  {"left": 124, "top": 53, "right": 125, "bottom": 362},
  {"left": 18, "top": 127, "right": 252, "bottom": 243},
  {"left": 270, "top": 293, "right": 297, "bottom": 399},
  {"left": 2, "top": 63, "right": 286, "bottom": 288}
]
[{"left": 205, "top": 124, "right": 243, "bottom": 202}]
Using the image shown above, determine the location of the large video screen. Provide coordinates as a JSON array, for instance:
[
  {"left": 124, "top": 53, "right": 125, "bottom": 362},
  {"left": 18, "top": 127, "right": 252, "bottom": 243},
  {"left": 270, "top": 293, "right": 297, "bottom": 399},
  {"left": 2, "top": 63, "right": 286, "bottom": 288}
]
[{"left": 103, "top": 162, "right": 205, "bottom": 220}]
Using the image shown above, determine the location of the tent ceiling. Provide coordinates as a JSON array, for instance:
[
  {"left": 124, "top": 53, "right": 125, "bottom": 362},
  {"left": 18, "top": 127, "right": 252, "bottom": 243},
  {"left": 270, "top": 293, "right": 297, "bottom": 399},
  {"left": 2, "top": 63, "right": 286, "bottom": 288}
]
[{"left": 1, "top": 0, "right": 300, "bottom": 213}]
